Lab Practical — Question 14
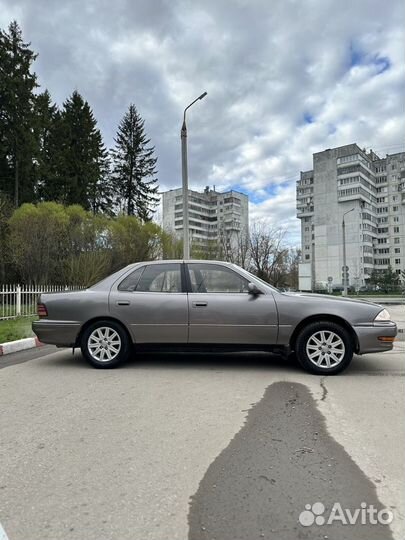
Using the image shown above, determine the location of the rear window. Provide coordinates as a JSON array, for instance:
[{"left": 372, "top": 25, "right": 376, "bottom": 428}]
[
  {"left": 118, "top": 266, "right": 145, "bottom": 292},
  {"left": 136, "top": 264, "right": 182, "bottom": 293},
  {"left": 118, "top": 263, "right": 182, "bottom": 293}
]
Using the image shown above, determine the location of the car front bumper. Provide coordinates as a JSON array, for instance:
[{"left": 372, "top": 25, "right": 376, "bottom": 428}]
[
  {"left": 354, "top": 321, "right": 397, "bottom": 354},
  {"left": 32, "top": 320, "right": 81, "bottom": 347}
]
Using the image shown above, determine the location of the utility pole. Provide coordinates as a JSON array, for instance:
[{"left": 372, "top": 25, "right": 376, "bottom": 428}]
[
  {"left": 181, "top": 92, "right": 207, "bottom": 259},
  {"left": 342, "top": 208, "right": 355, "bottom": 296}
]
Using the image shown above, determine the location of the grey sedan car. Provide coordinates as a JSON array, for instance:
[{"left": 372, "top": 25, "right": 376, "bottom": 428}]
[{"left": 32, "top": 260, "right": 397, "bottom": 374}]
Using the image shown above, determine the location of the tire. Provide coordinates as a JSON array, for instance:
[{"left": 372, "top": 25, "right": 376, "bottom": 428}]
[
  {"left": 295, "top": 321, "right": 354, "bottom": 375},
  {"left": 80, "top": 320, "right": 131, "bottom": 369}
]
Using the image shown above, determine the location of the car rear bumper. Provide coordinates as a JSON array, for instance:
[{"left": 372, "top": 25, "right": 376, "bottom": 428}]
[
  {"left": 32, "top": 320, "right": 81, "bottom": 347},
  {"left": 354, "top": 321, "right": 397, "bottom": 354}
]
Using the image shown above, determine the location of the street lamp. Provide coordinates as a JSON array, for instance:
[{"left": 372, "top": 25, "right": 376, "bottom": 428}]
[
  {"left": 181, "top": 92, "right": 207, "bottom": 259},
  {"left": 342, "top": 207, "right": 355, "bottom": 296}
]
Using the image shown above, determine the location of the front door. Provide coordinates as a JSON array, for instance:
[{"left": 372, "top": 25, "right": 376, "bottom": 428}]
[{"left": 186, "top": 262, "right": 278, "bottom": 344}]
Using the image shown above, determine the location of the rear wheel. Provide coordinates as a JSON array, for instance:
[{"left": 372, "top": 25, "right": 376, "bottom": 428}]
[
  {"left": 295, "top": 321, "right": 354, "bottom": 375},
  {"left": 81, "top": 320, "right": 131, "bottom": 368}
]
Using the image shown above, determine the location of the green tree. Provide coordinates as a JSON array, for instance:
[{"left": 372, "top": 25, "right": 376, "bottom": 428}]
[
  {"left": 5, "top": 201, "right": 182, "bottom": 284},
  {"left": 0, "top": 20, "right": 38, "bottom": 206},
  {"left": 369, "top": 266, "right": 400, "bottom": 293},
  {"left": 0, "top": 192, "right": 13, "bottom": 281},
  {"left": 32, "top": 89, "right": 58, "bottom": 199},
  {"left": 107, "top": 215, "right": 160, "bottom": 270},
  {"left": 8, "top": 202, "right": 68, "bottom": 283},
  {"left": 61, "top": 205, "right": 111, "bottom": 285},
  {"left": 111, "top": 104, "right": 159, "bottom": 220},
  {"left": 160, "top": 231, "right": 183, "bottom": 259},
  {"left": 44, "top": 91, "right": 109, "bottom": 210},
  {"left": 87, "top": 152, "right": 115, "bottom": 215}
]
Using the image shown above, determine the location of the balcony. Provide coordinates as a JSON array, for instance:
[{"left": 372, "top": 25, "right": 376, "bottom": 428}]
[{"left": 297, "top": 205, "right": 314, "bottom": 218}]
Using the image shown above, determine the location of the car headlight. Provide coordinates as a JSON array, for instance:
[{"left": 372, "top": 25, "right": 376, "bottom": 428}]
[{"left": 374, "top": 309, "right": 391, "bottom": 321}]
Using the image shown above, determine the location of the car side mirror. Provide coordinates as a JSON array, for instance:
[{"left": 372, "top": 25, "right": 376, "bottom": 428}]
[{"left": 248, "top": 282, "right": 262, "bottom": 295}]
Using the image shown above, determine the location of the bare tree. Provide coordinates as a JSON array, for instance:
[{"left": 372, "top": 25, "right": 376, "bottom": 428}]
[
  {"left": 249, "top": 221, "right": 288, "bottom": 286},
  {"left": 217, "top": 228, "right": 251, "bottom": 269}
]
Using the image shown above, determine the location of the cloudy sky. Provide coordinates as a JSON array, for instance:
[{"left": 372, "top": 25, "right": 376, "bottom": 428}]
[{"left": 1, "top": 0, "right": 404, "bottom": 244}]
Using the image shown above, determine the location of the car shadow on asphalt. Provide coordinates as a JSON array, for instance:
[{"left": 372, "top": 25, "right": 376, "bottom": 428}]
[
  {"left": 39, "top": 349, "right": 300, "bottom": 373},
  {"left": 129, "top": 350, "right": 298, "bottom": 372},
  {"left": 37, "top": 349, "right": 404, "bottom": 377}
]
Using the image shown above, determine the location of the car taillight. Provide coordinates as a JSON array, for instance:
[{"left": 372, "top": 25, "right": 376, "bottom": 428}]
[{"left": 37, "top": 303, "right": 48, "bottom": 318}]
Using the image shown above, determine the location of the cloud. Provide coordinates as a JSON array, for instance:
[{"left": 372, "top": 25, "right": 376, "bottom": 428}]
[{"left": 1, "top": 0, "right": 404, "bottom": 246}]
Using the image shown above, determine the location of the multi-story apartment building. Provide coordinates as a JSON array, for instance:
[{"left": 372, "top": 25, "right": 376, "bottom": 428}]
[
  {"left": 297, "top": 143, "right": 405, "bottom": 291},
  {"left": 162, "top": 186, "right": 249, "bottom": 248}
]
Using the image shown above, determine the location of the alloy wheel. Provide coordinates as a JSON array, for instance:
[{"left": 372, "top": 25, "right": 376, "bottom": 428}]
[
  {"left": 306, "top": 330, "right": 345, "bottom": 368},
  {"left": 87, "top": 326, "right": 122, "bottom": 362}
]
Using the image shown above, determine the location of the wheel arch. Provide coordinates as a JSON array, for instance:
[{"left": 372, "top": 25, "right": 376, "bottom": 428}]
[
  {"left": 289, "top": 314, "right": 359, "bottom": 353},
  {"left": 75, "top": 316, "right": 133, "bottom": 347}
]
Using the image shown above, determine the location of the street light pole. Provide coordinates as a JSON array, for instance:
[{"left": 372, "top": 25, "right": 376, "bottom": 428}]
[
  {"left": 342, "top": 207, "right": 355, "bottom": 296},
  {"left": 181, "top": 92, "right": 207, "bottom": 259}
]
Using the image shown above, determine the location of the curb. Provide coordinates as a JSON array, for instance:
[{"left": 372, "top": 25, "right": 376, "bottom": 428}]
[{"left": 0, "top": 337, "right": 44, "bottom": 356}]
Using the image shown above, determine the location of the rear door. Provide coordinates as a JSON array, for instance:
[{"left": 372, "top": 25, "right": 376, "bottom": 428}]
[
  {"left": 186, "top": 262, "right": 278, "bottom": 344},
  {"left": 109, "top": 263, "right": 188, "bottom": 343}
]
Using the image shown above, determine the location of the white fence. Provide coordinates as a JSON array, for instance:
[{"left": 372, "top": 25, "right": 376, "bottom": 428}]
[{"left": 0, "top": 284, "right": 84, "bottom": 321}]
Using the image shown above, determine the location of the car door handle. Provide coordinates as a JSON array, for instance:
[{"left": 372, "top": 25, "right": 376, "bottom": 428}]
[
  {"left": 192, "top": 301, "right": 208, "bottom": 307},
  {"left": 116, "top": 300, "right": 130, "bottom": 306}
]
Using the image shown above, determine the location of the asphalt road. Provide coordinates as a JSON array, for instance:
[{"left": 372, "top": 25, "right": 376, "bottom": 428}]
[{"left": 0, "top": 319, "right": 404, "bottom": 540}]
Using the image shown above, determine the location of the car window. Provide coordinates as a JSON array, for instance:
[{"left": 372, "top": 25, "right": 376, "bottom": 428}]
[
  {"left": 188, "top": 263, "right": 249, "bottom": 293},
  {"left": 118, "top": 266, "right": 145, "bottom": 292},
  {"left": 135, "top": 264, "right": 182, "bottom": 293}
]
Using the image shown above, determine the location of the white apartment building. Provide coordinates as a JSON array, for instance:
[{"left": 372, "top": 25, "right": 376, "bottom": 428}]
[
  {"left": 297, "top": 143, "right": 405, "bottom": 291},
  {"left": 162, "top": 186, "right": 249, "bottom": 248}
]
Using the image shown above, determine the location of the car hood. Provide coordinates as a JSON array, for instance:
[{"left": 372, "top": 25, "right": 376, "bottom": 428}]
[{"left": 281, "top": 292, "right": 383, "bottom": 309}]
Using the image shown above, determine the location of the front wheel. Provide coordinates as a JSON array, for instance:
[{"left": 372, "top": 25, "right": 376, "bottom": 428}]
[
  {"left": 81, "top": 320, "right": 131, "bottom": 368},
  {"left": 295, "top": 321, "right": 354, "bottom": 375}
]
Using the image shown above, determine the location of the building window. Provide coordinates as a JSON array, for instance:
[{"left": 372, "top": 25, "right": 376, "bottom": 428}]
[
  {"left": 395, "top": 259, "right": 401, "bottom": 265},
  {"left": 393, "top": 217, "right": 399, "bottom": 222},
  {"left": 394, "top": 227, "right": 400, "bottom": 233},
  {"left": 393, "top": 206, "right": 399, "bottom": 212},
  {"left": 394, "top": 238, "right": 400, "bottom": 244},
  {"left": 395, "top": 248, "right": 401, "bottom": 254},
  {"left": 305, "top": 254, "right": 310, "bottom": 260}
]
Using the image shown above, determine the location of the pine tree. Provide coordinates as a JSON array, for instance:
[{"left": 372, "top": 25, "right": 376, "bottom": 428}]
[
  {"left": 0, "top": 20, "right": 38, "bottom": 206},
  {"left": 87, "top": 147, "right": 115, "bottom": 215},
  {"left": 32, "top": 89, "right": 57, "bottom": 200},
  {"left": 111, "top": 104, "right": 159, "bottom": 220},
  {"left": 44, "top": 91, "right": 110, "bottom": 210}
]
